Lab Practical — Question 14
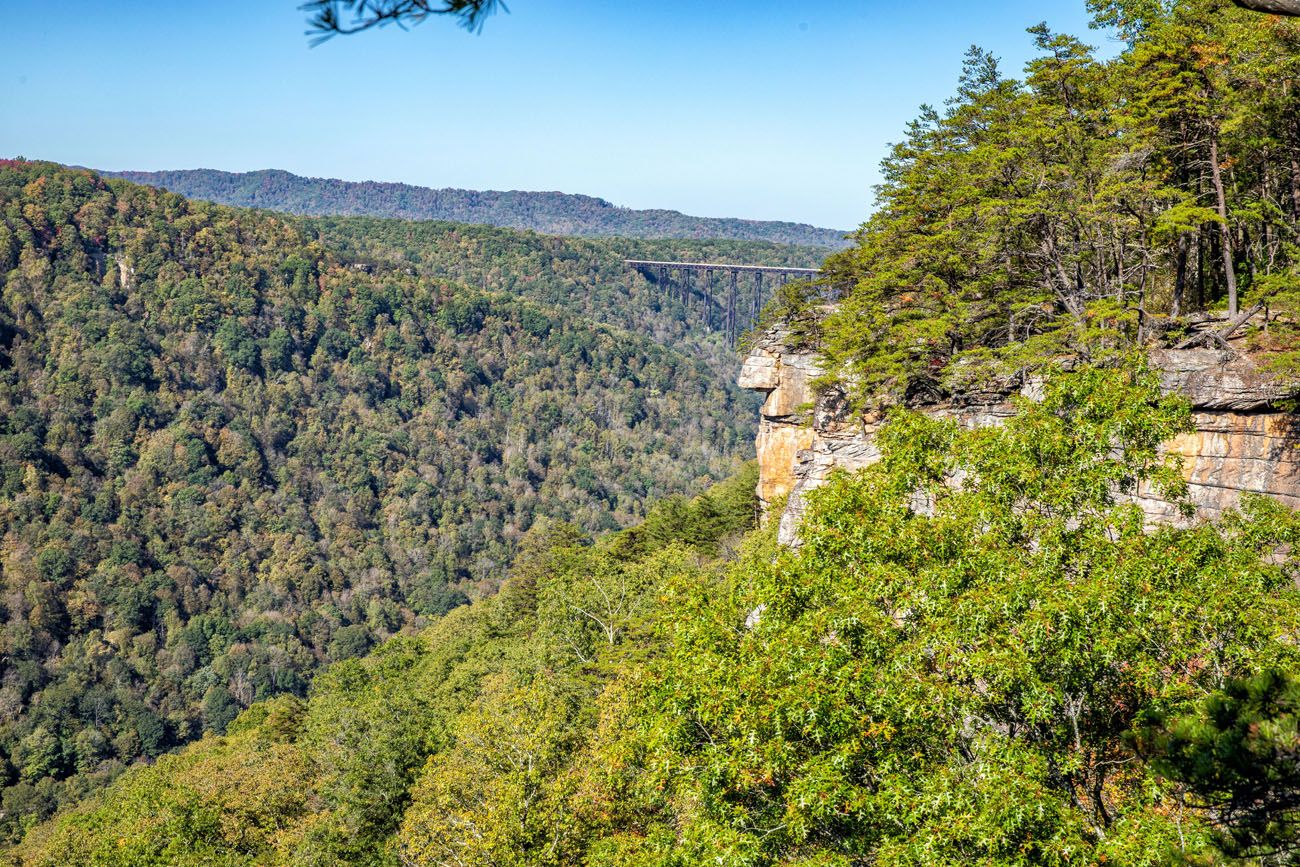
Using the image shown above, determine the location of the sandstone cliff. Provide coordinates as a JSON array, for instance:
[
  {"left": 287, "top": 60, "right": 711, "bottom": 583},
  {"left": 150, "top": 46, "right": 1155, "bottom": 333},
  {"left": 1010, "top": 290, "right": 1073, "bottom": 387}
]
[{"left": 738, "top": 330, "right": 1300, "bottom": 545}]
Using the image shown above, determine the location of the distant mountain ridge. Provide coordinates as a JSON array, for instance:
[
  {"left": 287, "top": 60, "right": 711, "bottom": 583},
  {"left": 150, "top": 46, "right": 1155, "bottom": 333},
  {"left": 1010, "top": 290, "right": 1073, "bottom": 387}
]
[{"left": 102, "top": 168, "right": 850, "bottom": 248}]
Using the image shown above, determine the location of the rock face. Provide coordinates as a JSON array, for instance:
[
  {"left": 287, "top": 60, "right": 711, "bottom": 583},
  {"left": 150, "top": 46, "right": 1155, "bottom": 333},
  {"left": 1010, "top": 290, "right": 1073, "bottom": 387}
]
[
  {"left": 740, "top": 330, "right": 1300, "bottom": 545},
  {"left": 737, "top": 343, "right": 820, "bottom": 508}
]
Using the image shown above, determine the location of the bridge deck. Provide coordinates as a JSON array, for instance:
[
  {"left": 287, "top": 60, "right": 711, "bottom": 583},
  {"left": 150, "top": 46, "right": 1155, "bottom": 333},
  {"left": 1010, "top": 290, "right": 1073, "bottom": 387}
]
[{"left": 624, "top": 259, "right": 821, "bottom": 276}]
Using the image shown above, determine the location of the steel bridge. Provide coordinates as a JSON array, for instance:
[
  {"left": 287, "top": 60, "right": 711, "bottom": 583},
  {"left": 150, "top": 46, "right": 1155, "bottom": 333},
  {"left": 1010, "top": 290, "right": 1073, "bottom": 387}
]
[{"left": 624, "top": 259, "right": 824, "bottom": 342}]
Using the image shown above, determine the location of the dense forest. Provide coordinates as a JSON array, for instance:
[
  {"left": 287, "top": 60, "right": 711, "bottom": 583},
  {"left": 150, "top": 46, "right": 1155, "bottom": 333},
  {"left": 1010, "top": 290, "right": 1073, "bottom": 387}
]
[
  {"left": 12, "top": 366, "right": 1300, "bottom": 866},
  {"left": 771, "top": 0, "right": 1300, "bottom": 402},
  {"left": 0, "top": 161, "right": 760, "bottom": 838},
  {"left": 102, "top": 169, "right": 850, "bottom": 248}
]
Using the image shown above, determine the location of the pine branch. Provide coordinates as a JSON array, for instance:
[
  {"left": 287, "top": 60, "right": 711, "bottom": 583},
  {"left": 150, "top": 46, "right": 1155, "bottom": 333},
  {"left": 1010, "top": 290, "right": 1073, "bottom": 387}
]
[{"left": 302, "top": 0, "right": 505, "bottom": 42}]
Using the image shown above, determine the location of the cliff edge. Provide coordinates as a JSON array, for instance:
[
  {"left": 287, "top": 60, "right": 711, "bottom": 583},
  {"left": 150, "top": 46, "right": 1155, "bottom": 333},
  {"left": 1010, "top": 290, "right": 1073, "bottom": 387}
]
[{"left": 739, "top": 329, "right": 1300, "bottom": 545}]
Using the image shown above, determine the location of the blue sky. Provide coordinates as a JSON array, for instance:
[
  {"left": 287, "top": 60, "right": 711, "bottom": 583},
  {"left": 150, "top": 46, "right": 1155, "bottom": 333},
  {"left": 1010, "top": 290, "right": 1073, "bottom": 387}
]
[{"left": 0, "top": 0, "right": 1115, "bottom": 230}]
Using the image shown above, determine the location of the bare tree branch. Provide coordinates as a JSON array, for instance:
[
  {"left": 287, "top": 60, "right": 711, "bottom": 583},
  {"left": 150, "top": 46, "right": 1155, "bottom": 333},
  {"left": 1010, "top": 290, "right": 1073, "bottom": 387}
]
[
  {"left": 302, "top": 0, "right": 506, "bottom": 42},
  {"left": 299, "top": 0, "right": 1295, "bottom": 46}
]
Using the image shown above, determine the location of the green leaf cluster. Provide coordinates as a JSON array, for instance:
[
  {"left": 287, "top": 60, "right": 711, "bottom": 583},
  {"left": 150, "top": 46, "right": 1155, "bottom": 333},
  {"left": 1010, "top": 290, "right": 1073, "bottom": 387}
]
[{"left": 588, "top": 363, "right": 1300, "bottom": 865}]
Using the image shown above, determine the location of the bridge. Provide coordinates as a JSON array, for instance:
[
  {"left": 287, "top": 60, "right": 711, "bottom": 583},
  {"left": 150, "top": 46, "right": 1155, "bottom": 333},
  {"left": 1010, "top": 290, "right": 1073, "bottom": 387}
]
[{"left": 625, "top": 259, "right": 824, "bottom": 342}]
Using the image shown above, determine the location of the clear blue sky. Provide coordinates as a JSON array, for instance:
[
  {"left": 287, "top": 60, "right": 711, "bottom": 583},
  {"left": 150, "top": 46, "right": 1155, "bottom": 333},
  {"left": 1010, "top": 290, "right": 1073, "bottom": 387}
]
[{"left": 0, "top": 0, "right": 1115, "bottom": 230}]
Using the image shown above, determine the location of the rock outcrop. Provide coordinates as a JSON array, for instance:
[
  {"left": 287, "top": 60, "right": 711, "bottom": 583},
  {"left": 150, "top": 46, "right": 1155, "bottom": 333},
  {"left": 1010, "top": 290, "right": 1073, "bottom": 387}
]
[{"left": 739, "top": 330, "right": 1300, "bottom": 545}]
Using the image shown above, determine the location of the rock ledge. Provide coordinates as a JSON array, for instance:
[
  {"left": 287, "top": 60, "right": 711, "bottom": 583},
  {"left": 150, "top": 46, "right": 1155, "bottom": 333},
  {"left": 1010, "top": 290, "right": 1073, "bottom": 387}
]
[{"left": 740, "top": 330, "right": 1300, "bottom": 545}]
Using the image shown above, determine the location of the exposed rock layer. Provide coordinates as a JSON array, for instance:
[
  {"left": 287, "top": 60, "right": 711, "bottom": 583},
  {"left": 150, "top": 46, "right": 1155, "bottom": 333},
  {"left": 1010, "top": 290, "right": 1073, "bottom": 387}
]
[{"left": 738, "top": 332, "right": 1300, "bottom": 545}]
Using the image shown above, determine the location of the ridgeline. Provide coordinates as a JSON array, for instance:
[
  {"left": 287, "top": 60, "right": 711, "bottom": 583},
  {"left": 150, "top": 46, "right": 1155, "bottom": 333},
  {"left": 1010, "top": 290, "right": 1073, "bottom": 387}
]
[{"left": 101, "top": 168, "right": 851, "bottom": 248}]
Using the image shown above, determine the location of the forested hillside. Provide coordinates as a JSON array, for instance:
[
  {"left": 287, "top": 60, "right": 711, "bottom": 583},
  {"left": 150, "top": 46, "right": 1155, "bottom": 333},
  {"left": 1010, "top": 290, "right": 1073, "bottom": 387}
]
[
  {"left": 13, "top": 366, "right": 1300, "bottom": 866},
  {"left": 11, "top": 467, "right": 762, "bottom": 866},
  {"left": 0, "top": 161, "right": 758, "bottom": 838},
  {"left": 102, "top": 169, "right": 850, "bottom": 248},
  {"left": 303, "top": 216, "right": 824, "bottom": 362}
]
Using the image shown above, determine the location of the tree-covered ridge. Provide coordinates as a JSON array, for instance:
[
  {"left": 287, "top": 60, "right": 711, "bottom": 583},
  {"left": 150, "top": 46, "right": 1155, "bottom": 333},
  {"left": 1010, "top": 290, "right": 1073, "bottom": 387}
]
[
  {"left": 797, "top": 1, "right": 1300, "bottom": 405},
  {"left": 303, "top": 215, "right": 826, "bottom": 366},
  {"left": 101, "top": 168, "right": 851, "bottom": 248},
  {"left": 0, "top": 160, "right": 757, "bottom": 839},
  {"left": 13, "top": 366, "right": 1300, "bottom": 865}
]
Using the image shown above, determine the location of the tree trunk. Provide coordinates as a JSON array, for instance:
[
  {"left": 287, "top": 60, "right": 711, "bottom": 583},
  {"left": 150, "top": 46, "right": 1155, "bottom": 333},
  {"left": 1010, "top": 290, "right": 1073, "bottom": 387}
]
[
  {"left": 1196, "top": 227, "right": 1206, "bottom": 310},
  {"left": 1242, "top": 225, "right": 1258, "bottom": 284},
  {"left": 1208, "top": 135, "right": 1239, "bottom": 315},
  {"left": 1173, "top": 232, "right": 1190, "bottom": 318},
  {"left": 1261, "top": 162, "right": 1278, "bottom": 273},
  {"left": 1290, "top": 150, "right": 1300, "bottom": 224}
]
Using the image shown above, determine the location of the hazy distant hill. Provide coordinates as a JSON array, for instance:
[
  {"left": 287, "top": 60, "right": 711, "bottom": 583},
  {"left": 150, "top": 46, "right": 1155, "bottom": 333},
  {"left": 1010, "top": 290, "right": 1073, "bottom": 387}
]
[{"left": 103, "top": 168, "right": 850, "bottom": 247}]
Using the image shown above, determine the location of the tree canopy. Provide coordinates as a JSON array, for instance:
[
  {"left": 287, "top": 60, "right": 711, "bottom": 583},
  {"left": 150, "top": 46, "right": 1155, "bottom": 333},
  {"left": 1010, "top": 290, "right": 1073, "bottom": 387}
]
[
  {"left": 12, "top": 363, "right": 1300, "bottom": 865},
  {"left": 0, "top": 160, "right": 759, "bottom": 841},
  {"left": 782, "top": 0, "right": 1300, "bottom": 408}
]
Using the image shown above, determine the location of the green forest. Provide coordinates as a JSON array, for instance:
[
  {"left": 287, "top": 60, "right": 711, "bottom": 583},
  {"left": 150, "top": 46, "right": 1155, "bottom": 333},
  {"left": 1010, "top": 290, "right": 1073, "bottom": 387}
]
[
  {"left": 781, "top": 0, "right": 1300, "bottom": 401},
  {"left": 301, "top": 215, "right": 825, "bottom": 372},
  {"left": 0, "top": 160, "right": 769, "bottom": 839},
  {"left": 104, "top": 169, "right": 850, "bottom": 248},
  {"left": 12, "top": 366, "right": 1300, "bottom": 866},
  {"left": 5, "top": 0, "right": 1300, "bottom": 862}
]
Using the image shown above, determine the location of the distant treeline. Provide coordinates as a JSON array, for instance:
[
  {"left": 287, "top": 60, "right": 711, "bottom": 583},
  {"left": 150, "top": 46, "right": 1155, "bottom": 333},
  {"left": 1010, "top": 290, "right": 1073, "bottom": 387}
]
[{"left": 102, "top": 168, "right": 851, "bottom": 248}]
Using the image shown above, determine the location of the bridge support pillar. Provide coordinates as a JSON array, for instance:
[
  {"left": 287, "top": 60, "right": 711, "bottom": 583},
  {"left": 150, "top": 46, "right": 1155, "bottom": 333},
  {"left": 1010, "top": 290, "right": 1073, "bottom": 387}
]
[
  {"left": 726, "top": 269, "right": 738, "bottom": 342},
  {"left": 704, "top": 268, "right": 713, "bottom": 331}
]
